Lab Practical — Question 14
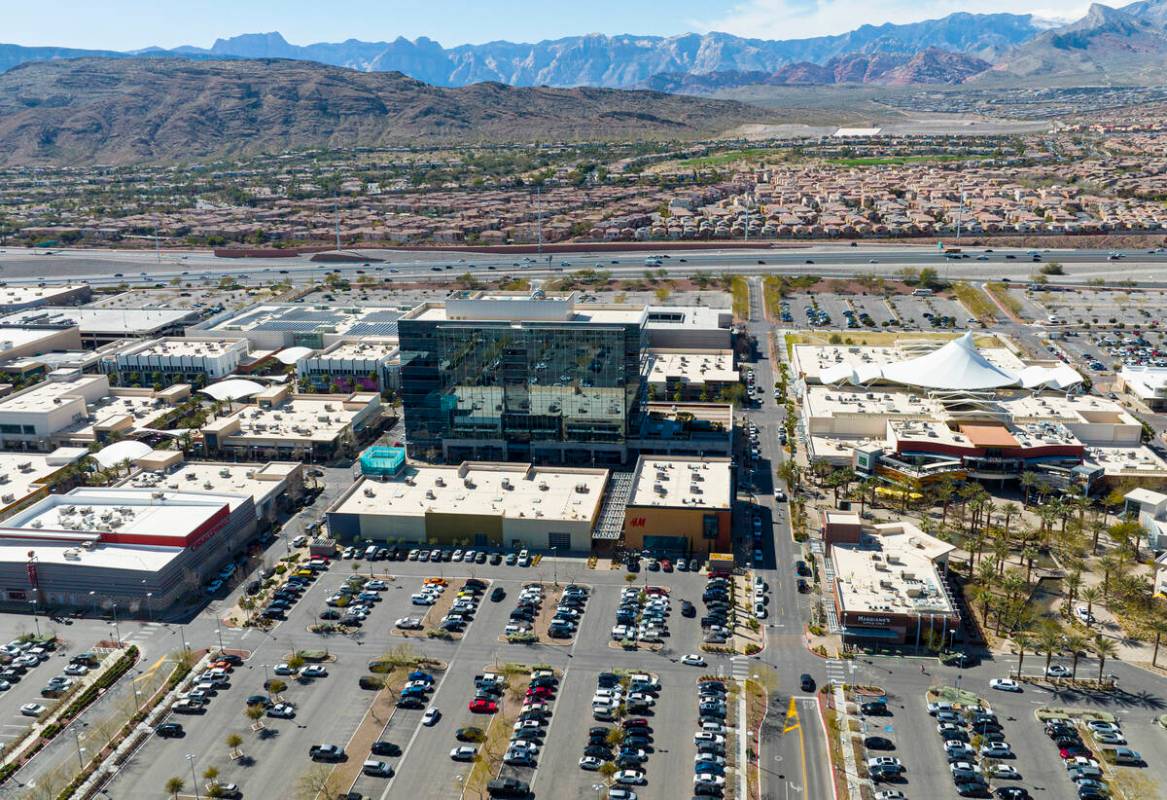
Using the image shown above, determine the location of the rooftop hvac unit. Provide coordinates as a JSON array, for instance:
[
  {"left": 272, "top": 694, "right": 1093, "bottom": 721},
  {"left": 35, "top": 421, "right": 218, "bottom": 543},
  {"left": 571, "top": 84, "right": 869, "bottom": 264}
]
[
  {"left": 0, "top": 474, "right": 9, "bottom": 485},
  {"left": 30, "top": 520, "right": 43, "bottom": 529},
  {"left": 203, "top": 481, "right": 214, "bottom": 490},
  {"left": 17, "top": 462, "right": 31, "bottom": 472},
  {"left": 501, "top": 478, "right": 513, "bottom": 490},
  {"left": 151, "top": 491, "right": 165, "bottom": 499},
  {"left": 574, "top": 482, "right": 589, "bottom": 493},
  {"left": 435, "top": 476, "right": 446, "bottom": 487},
  {"left": 538, "top": 481, "right": 548, "bottom": 491},
  {"left": 363, "top": 487, "right": 376, "bottom": 498},
  {"left": 63, "top": 548, "right": 81, "bottom": 561},
  {"left": 0, "top": 494, "right": 12, "bottom": 504},
  {"left": 185, "top": 472, "right": 197, "bottom": 480},
  {"left": 425, "top": 489, "right": 436, "bottom": 500}
]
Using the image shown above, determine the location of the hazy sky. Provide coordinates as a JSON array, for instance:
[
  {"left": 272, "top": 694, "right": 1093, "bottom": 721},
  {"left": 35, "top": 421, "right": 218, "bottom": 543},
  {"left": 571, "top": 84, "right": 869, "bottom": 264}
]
[{"left": 6, "top": 1, "right": 1092, "bottom": 49}]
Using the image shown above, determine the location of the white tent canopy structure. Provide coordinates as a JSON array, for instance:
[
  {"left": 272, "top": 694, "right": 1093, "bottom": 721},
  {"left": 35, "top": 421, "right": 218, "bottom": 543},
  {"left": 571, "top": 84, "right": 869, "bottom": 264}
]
[
  {"left": 274, "top": 346, "right": 314, "bottom": 366},
  {"left": 882, "top": 333, "right": 1020, "bottom": 390},
  {"left": 819, "top": 332, "right": 1082, "bottom": 392},
  {"left": 94, "top": 440, "right": 152, "bottom": 468},
  {"left": 201, "top": 378, "right": 265, "bottom": 402}
]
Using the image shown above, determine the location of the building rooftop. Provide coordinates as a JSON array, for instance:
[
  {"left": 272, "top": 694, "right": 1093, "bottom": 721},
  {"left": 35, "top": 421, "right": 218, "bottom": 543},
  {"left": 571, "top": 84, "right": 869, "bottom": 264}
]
[
  {"left": 627, "top": 456, "right": 732, "bottom": 510},
  {"left": 646, "top": 349, "right": 737, "bottom": 388},
  {"left": 0, "top": 487, "right": 243, "bottom": 551},
  {"left": 314, "top": 339, "right": 399, "bottom": 361},
  {"left": 0, "top": 453, "right": 75, "bottom": 513},
  {"left": 0, "top": 285, "right": 88, "bottom": 309},
  {"left": 332, "top": 461, "right": 608, "bottom": 524},
  {"left": 1086, "top": 445, "right": 1167, "bottom": 476},
  {"left": 405, "top": 292, "right": 648, "bottom": 326},
  {"left": 210, "top": 304, "right": 405, "bottom": 338},
  {"left": 120, "top": 460, "right": 300, "bottom": 508},
  {"left": 0, "top": 325, "right": 80, "bottom": 352},
  {"left": 805, "top": 386, "right": 945, "bottom": 420},
  {"left": 832, "top": 521, "right": 956, "bottom": 617},
  {"left": 205, "top": 393, "right": 379, "bottom": 444},
  {"left": 1003, "top": 394, "right": 1140, "bottom": 428},
  {"left": 0, "top": 306, "right": 198, "bottom": 336},
  {"left": 0, "top": 374, "right": 107, "bottom": 413},
  {"left": 644, "top": 305, "right": 732, "bottom": 331},
  {"left": 794, "top": 341, "right": 1025, "bottom": 385},
  {"left": 119, "top": 338, "right": 247, "bottom": 359}
]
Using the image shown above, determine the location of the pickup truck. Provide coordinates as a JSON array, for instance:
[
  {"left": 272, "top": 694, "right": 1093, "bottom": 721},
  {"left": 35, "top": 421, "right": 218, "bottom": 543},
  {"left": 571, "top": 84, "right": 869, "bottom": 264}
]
[{"left": 309, "top": 744, "right": 345, "bottom": 762}]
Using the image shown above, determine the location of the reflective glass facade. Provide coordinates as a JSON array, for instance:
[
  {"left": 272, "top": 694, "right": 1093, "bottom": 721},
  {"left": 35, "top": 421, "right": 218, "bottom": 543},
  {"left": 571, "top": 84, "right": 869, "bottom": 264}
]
[{"left": 399, "top": 317, "right": 645, "bottom": 464}]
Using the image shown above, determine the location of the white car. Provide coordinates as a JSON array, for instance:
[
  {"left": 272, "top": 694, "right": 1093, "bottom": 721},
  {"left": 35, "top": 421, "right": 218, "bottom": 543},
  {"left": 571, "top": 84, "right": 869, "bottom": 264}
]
[
  {"left": 980, "top": 742, "right": 1012, "bottom": 757},
  {"left": 579, "top": 756, "right": 603, "bottom": 770},
  {"left": 1085, "top": 720, "right": 1120, "bottom": 734},
  {"left": 395, "top": 617, "right": 422, "bottom": 630},
  {"left": 450, "top": 746, "right": 477, "bottom": 761},
  {"left": 694, "top": 732, "right": 725, "bottom": 745},
  {"left": 874, "top": 792, "right": 906, "bottom": 800},
  {"left": 410, "top": 594, "right": 436, "bottom": 606},
  {"left": 694, "top": 774, "right": 726, "bottom": 787},
  {"left": 301, "top": 665, "right": 328, "bottom": 678},
  {"left": 267, "top": 703, "right": 296, "bottom": 719},
  {"left": 1075, "top": 606, "right": 1096, "bottom": 625},
  {"left": 681, "top": 654, "right": 707, "bottom": 667},
  {"left": 20, "top": 703, "right": 46, "bottom": 717},
  {"left": 422, "top": 708, "right": 440, "bottom": 726},
  {"left": 614, "top": 770, "right": 646, "bottom": 785},
  {"left": 694, "top": 753, "right": 726, "bottom": 765},
  {"left": 754, "top": 603, "right": 767, "bottom": 619},
  {"left": 991, "top": 764, "right": 1021, "bottom": 779},
  {"left": 1046, "top": 664, "right": 1071, "bottom": 678},
  {"left": 273, "top": 663, "right": 298, "bottom": 676},
  {"left": 990, "top": 678, "right": 1022, "bottom": 693}
]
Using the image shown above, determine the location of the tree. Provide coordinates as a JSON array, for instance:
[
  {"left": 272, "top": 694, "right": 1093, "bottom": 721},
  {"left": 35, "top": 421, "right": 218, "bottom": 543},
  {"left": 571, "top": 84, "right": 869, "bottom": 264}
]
[
  {"left": 1149, "top": 614, "right": 1167, "bottom": 668},
  {"left": 1036, "top": 623, "right": 1064, "bottom": 677},
  {"left": 1080, "top": 585, "right": 1102, "bottom": 619},
  {"left": 1090, "top": 634, "right": 1118, "bottom": 684},
  {"left": 1064, "top": 633, "right": 1088, "bottom": 681},
  {"left": 287, "top": 653, "right": 305, "bottom": 672},
  {"left": 296, "top": 764, "right": 342, "bottom": 800},
  {"left": 598, "top": 761, "right": 618, "bottom": 785},
  {"left": 246, "top": 704, "right": 265, "bottom": 729},
  {"left": 165, "top": 777, "right": 185, "bottom": 799},
  {"left": 1001, "top": 502, "right": 1020, "bottom": 540},
  {"left": 204, "top": 765, "right": 220, "bottom": 784},
  {"left": 1012, "top": 630, "right": 1034, "bottom": 679},
  {"left": 226, "top": 732, "right": 244, "bottom": 756}
]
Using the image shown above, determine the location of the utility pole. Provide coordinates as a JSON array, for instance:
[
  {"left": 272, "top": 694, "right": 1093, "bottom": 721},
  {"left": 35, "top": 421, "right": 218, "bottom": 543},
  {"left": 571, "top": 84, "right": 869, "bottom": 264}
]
[
  {"left": 334, "top": 195, "right": 341, "bottom": 252},
  {"left": 955, "top": 183, "right": 966, "bottom": 241},
  {"left": 536, "top": 186, "right": 543, "bottom": 258}
]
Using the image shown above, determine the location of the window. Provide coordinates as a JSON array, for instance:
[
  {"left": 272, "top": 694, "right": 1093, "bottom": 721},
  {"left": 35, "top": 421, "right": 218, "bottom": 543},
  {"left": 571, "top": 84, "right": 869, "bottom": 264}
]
[{"left": 547, "top": 532, "right": 571, "bottom": 550}]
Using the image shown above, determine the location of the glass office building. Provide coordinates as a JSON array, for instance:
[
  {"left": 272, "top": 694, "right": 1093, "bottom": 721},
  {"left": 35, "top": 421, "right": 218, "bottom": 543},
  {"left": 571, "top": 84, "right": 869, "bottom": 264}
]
[{"left": 398, "top": 293, "right": 647, "bottom": 465}]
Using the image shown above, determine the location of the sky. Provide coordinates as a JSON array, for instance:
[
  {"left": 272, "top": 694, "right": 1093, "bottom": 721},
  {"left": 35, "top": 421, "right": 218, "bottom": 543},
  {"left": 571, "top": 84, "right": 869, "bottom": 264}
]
[{"left": 4, "top": 0, "right": 1092, "bottom": 50}]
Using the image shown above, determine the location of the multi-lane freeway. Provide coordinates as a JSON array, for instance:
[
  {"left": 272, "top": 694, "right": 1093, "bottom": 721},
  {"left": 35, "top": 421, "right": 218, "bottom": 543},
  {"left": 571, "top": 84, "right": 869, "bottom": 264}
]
[{"left": 1, "top": 244, "right": 1166, "bottom": 288}]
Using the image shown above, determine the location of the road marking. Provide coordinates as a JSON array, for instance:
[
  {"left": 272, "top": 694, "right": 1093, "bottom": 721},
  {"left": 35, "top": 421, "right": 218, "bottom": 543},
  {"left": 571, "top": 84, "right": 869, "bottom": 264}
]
[{"left": 783, "top": 696, "right": 801, "bottom": 734}]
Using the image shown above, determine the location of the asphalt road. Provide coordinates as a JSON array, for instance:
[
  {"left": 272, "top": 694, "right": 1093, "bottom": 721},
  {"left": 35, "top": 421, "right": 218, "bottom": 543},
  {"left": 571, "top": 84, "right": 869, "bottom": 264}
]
[{"left": 2, "top": 244, "right": 1167, "bottom": 289}]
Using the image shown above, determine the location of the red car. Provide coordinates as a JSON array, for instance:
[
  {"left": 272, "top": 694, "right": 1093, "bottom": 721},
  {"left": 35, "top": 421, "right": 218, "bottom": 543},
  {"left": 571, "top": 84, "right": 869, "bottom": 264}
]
[
  {"left": 622, "top": 718, "right": 649, "bottom": 729},
  {"left": 526, "top": 686, "right": 554, "bottom": 698},
  {"left": 1060, "top": 746, "right": 1091, "bottom": 759},
  {"left": 468, "top": 699, "right": 498, "bottom": 714}
]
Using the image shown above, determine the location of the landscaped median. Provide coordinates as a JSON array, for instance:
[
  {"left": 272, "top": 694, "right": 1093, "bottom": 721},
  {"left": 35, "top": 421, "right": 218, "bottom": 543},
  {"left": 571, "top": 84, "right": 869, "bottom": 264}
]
[{"left": 0, "top": 642, "right": 142, "bottom": 790}]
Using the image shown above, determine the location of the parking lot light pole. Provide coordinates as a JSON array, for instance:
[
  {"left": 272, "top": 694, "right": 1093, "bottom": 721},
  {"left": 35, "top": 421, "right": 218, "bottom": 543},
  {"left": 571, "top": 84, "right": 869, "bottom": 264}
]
[
  {"left": 29, "top": 600, "right": 40, "bottom": 638},
  {"left": 72, "top": 723, "right": 87, "bottom": 770},
  {"left": 216, "top": 621, "right": 225, "bottom": 653},
  {"left": 145, "top": 592, "right": 153, "bottom": 623},
  {"left": 551, "top": 547, "right": 559, "bottom": 586},
  {"left": 111, "top": 603, "right": 121, "bottom": 647},
  {"left": 186, "top": 753, "right": 200, "bottom": 800}
]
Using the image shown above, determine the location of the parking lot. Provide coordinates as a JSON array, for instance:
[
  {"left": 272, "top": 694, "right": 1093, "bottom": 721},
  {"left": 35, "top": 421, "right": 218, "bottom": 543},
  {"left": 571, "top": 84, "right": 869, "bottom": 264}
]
[
  {"left": 782, "top": 291, "right": 974, "bottom": 332},
  {"left": 1025, "top": 286, "right": 1167, "bottom": 328},
  {"left": 80, "top": 554, "right": 752, "bottom": 800}
]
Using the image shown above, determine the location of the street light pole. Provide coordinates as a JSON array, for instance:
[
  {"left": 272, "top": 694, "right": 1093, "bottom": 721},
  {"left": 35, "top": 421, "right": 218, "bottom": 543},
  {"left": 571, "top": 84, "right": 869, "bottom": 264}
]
[
  {"left": 216, "top": 621, "right": 225, "bottom": 654},
  {"left": 72, "top": 725, "right": 86, "bottom": 770},
  {"left": 145, "top": 592, "right": 153, "bottom": 623},
  {"left": 29, "top": 599, "right": 40, "bottom": 638},
  {"left": 111, "top": 603, "right": 121, "bottom": 647}
]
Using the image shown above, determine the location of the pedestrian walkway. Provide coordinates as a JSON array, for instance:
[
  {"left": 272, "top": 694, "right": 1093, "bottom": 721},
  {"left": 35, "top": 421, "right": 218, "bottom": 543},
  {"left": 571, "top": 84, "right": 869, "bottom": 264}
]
[
  {"left": 833, "top": 682, "right": 863, "bottom": 800},
  {"left": 731, "top": 655, "right": 749, "bottom": 800},
  {"left": 825, "top": 658, "right": 847, "bottom": 686}
]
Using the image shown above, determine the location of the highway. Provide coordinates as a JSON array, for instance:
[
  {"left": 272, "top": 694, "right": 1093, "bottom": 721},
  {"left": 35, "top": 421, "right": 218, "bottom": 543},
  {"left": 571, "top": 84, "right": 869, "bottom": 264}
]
[{"left": 1, "top": 244, "right": 1166, "bottom": 288}]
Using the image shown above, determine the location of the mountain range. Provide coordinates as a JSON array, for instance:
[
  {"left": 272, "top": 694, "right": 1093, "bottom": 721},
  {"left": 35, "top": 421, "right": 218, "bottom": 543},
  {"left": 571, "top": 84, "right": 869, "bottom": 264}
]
[
  {"left": 0, "top": 58, "right": 770, "bottom": 166},
  {"left": 0, "top": 12, "right": 1045, "bottom": 89}
]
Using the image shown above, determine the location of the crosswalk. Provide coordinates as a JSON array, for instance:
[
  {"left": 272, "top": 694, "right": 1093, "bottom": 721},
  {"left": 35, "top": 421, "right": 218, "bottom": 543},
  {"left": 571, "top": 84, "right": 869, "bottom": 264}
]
[
  {"left": 731, "top": 655, "right": 750, "bottom": 682},
  {"left": 824, "top": 658, "right": 847, "bottom": 687}
]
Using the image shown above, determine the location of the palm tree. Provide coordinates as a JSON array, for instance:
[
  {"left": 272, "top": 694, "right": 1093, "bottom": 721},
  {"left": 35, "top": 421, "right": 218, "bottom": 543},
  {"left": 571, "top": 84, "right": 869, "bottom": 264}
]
[
  {"left": 1001, "top": 502, "right": 1020, "bottom": 541},
  {"left": 1090, "top": 634, "right": 1118, "bottom": 684},
  {"left": 1036, "top": 623, "right": 1064, "bottom": 677},
  {"left": 1064, "top": 633, "right": 1088, "bottom": 681},
  {"left": 165, "top": 777, "right": 185, "bottom": 799},
  {"left": 1064, "top": 570, "right": 1082, "bottom": 613},
  {"left": 1149, "top": 616, "right": 1167, "bottom": 668},
  {"left": 1021, "top": 545, "right": 1039, "bottom": 583},
  {"left": 1019, "top": 471, "right": 1038, "bottom": 506},
  {"left": 226, "top": 732, "right": 243, "bottom": 757},
  {"left": 1081, "top": 585, "right": 1102, "bottom": 619},
  {"left": 1012, "top": 629, "right": 1035, "bottom": 680}
]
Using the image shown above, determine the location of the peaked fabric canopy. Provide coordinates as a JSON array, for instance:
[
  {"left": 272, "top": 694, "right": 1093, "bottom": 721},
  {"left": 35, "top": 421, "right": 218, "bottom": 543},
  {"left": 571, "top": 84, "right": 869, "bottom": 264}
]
[
  {"left": 881, "top": 333, "right": 1020, "bottom": 391},
  {"left": 275, "top": 346, "right": 314, "bottom": 365},
  {"left": 94, "top": 440, "right": 152, "bottom": 468}
]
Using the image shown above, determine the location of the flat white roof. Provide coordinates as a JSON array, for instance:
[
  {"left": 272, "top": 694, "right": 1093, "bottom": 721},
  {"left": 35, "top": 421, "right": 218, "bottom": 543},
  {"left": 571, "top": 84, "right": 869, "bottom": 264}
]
[
  {"left": 833, "top": 523, "right": 956, "bottom": 617},
  {"left": 120, "top": 461, "right": 296, "bottom": 507},
  {"left": 211, "top": 395, "right": 377, "bottom": 443},
  {"left": 628, "top": 456, "right": 732, "bottom": 510},
  {"left": 0, "top": 326, "right": 78, "bottom": 349},
  {"left": 0, "top": 285, "right": 87, "bottom": 307},
  {"left": 0, "top": 539, "right": 182, "bottom": 571},
  {"left": 0, "top": 375, "right": 105, "bottom": 413},
  {"left": 646, "top": 350, "right": 737, "bottom": 387},
  {"left": 410, "top": 304, "right": 646, "bottom": 325},
  {"left": 122, "top": 338, "right": 245, "bottom": 358},
  {"left": 0, "top": 454, "right": 65, "bottom": 510},
  {"left": 317, "top": 340, "right": 399, "bottom": 360},
  {"left": 333, "top": 462, "right": 607, "bottom": 524},
  {"left": 0, "top": 306, "right": 197, "bottom": 335},
  {"left": 3, "top": 488, "right": 238, "bottom": 542}
]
